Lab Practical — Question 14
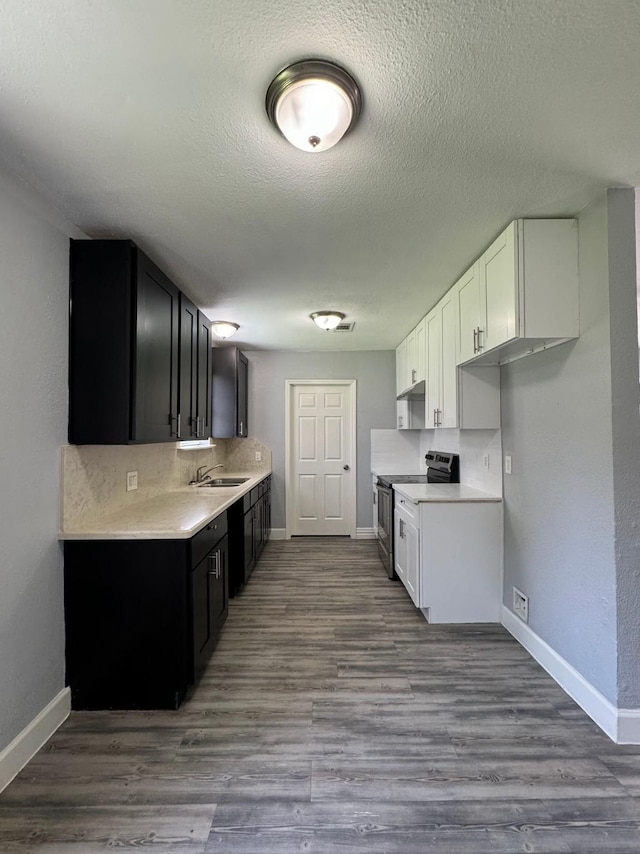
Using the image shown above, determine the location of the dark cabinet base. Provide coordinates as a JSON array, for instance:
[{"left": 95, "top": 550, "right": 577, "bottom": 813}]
[
  {"left": 228, "top": 475, "right": 271, "bottom": 597},
  {"left": 64, "top": 525, "right": 228, "bottom": 711}
]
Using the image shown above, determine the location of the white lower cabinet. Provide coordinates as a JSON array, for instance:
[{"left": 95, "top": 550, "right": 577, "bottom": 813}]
[
  {"left": 394, "top": 493, "right": 502, "bottom": 622},
  {"left": 394, "top": 494, "right": 420, "bottom": 606},
  {"left": 418, "top": 501, "right": 502, "bottom": 623}
]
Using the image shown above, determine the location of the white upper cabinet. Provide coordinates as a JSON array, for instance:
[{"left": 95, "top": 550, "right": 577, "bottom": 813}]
[
  {"left": 426, "top": 291, "right": 459, "bottom": 429},
  {"left": 396, "top": 337, "right": 408, "bottom": 395},
  {"left": 456, "top": 262, "right": 482, "bottom": 365},
  {"left": 439, "top": 289, "right": 458, "bottom": 428},
  {"left": 414, "top": 317, "right": 426, "bottom": 385},
  {"left": 480, "top": 221, "right": 518, "bottom": 353},
  {"left": 425, "top": 307, "right": 440, "bottom": 427},
  {"left": 398, "top": 317, "right": 427, "bottom": 393},
  {"left": 457, "top": 219, "right": 578, "bottom": 366},
  {"left": 425, "top": 287, "right": 499, "bottom": 430}
]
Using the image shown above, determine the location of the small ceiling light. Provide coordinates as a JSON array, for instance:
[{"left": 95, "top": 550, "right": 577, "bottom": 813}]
[
  {"left": 310, "top": 311, "right": 346, "bottom": 331},
  {"left": 211, "top": 321, "right": 240, "bottom": 340},
  {"left": 266, "top": 59, "right": 362, "bottom": 153}
]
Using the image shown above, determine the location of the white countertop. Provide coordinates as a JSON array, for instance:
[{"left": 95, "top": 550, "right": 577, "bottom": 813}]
[
  {"left": 59, "top": 471, "right": 271, "bottom": 541},
  {"left": 392, "top": 483, "right": 502, "bottom": 503}
]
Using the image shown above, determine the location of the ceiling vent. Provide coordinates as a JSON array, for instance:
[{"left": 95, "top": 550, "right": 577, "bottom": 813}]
[{"left": 331, "top": 321, "right": 355, "bottom": 332}]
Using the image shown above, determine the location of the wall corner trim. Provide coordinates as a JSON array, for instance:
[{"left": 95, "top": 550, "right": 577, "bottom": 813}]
[
  {"left": 501, "top": 606, "right": 640, "bottom": 744},
  {"left": 0, "top": 686, "right": 70, "bottom": 793},
  {"left": 356, "top": 527, "right": 377, "bottom": 539}
]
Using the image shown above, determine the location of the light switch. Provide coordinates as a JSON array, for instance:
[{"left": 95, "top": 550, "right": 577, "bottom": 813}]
[
  {"left": 504, "top": 455, "right": 512, "bottom": 475},
  {"left": 126, "top": 471, "right": 138, "bottom": 491}
]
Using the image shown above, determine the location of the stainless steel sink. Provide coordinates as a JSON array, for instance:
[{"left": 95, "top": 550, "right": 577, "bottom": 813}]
[{"left": 198, "top": 477, "right": 249, "bottom": 487}]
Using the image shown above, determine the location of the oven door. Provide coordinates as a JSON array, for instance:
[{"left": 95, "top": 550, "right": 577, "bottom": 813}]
[{"left": 376, "top": 482, "right": 395, "bottom": 578}]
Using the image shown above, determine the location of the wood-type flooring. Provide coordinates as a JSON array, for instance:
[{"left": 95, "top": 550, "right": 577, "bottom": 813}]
[{"left": 2, "top": 537, "right": 640, "bottom": 851}]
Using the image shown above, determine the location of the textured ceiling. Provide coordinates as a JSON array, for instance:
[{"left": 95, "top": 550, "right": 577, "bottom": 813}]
[{"left": 1, "top": 0, "right": 640, "bottom": 350}]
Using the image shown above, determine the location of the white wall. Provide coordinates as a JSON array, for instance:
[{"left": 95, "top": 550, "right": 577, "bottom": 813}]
[
  {"left": 246, "top": 350, "right": 397, "bottom": 530},
  {"left": 500, "top": 192, "right": 620, "bottom": 704},
  {"left": 0, "top": 171, "right": 82, "bottom": 749}
]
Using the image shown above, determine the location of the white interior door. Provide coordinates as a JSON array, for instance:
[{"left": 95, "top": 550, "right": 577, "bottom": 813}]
[{"left": 286, "top": 381, "right": 356, "bottom": 537}]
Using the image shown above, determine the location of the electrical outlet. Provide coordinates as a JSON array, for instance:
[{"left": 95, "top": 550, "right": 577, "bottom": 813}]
[
  {"left": 513, "top": 587, "right": 529, "bottom": 623},
  {"left": 255, "top": 451, "right": 262, "bottom": 462},
  {"left": 126, "top": 471, "right": 138, "bottom": 491},
  {"left": 504, "top": 454, "right": 512, "bottom": 475},
  {"left": 483, "top": 453, "right": 490, "bottom": 470}
]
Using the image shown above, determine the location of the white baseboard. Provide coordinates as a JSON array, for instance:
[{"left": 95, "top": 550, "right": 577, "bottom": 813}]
[
  {"left": 356, "top": 527, "right": 377, "bottom": 539},
  {"left": 617, "top": 709, "right": 640, "bottom": 744},
  {"left": 502, "top": 605, "right": 640, "bottom": 744},
  {"left": 0, "top": 687, "right": 70, "bottom": 793},
  {"left": 271, "top": 529, "right": 377, "bottom": 540}
]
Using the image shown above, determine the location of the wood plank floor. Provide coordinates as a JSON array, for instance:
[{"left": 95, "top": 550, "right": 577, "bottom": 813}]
[{"left": 2, "top": 537, "right": 640, "bottom": 851}]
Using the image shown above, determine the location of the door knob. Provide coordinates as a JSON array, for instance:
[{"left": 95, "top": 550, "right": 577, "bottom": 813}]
[{"left": 343, "top": 464, "right": 350, "bottom": 471}]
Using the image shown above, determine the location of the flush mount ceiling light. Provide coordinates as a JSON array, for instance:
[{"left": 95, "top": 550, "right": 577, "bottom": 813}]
[
  {"left": 211, "top": 321, "right": 240, "bottom": 339},
  {"left": 310, "top": 311, "right": 346, "bottom": 331},
  {"left": 266, "top": 59, "right": 362, "bottom": 153}
]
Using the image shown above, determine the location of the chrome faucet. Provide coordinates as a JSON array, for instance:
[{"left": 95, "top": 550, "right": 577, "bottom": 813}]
[{"left": 191, "top": 464, "right": 224, "bottom": 485}]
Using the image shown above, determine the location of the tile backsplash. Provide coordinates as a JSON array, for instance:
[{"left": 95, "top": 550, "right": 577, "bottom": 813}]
[
  {"left": 61, "top": 438, "right": 271, "bottom": 530},
  {"left": 370, "top": 427, "right": 502, "bottom": 494}
]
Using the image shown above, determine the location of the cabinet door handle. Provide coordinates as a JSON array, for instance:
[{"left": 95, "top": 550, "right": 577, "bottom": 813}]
[
  {"left": 433, "top": 408, "right": 437, "bottom": 428},
  {"left": 170, "top": 413, "right": 180, "bottom": 437},
  {"left": 398, "top": 415, "right": 403, "bottom": 428},
  {"left": 477, "top": 327, "right": 484, "bottom": 351},
  {"left": 473, "top": 328, "right": 478, "bottom": 353},
  {"left": 208, "top": 552, "right": 220, "bottom": 579},
  {"left": 399, "top": 518, "right": 405, "bottom": 538},
  {"left": 239, "top": 420, "right": 244, "bottom": 436},
  {"left": 411, "top": 368, "right": 416, "bottom": 384},
  {"left": 195, "top": 415, "right": 201, "bottom": 438}
]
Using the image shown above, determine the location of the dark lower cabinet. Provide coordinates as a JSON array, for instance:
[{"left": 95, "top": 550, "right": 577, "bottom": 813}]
[
  {"left": 228, "top": 475, "right": 271, "bottom": 596},
  {"left": 191, "top": 533, "right": 228, "bottom": 677},
  {"left": 64, "top": 512, "right": 228, "bottom": 710}
]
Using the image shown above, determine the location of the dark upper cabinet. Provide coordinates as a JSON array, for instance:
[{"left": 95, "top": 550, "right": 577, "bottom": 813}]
[
  {"left": 179, "top": 296, "right": 211, "bottom": 440},
  {"left": 69, "top": 239, "right": 210, "bottom": 445},
  {"left": 211, "top": 346, "right": 248, "bottom": 438},
  {"left": 196, "top": 312, "right": 212, "bottom": 438},
  {"left": 179, "top": 294, "right": 198, "bottom": 441}
]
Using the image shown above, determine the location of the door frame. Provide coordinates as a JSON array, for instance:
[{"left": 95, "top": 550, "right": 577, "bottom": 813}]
[{"left": 284, "top": 379, "right": 357, "bottom": 540}]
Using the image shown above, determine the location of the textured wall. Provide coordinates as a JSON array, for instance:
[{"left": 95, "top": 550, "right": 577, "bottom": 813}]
[
  {"left": 608, "top": 189, "right": 640, "bottom": 708},
  {"left": 0, "top": 171, "right": 81, "bottom": 749},
  {"left": 246, "top": 350, "right": 397, "bottom": 529},
  {"left": 500, "top": 193, "right": 618, "bottom": 704}
]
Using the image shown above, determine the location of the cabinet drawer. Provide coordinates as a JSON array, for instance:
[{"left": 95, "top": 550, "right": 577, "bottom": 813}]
[
  {"left": 191, "top": 511, "right": 228, "bottom": 568},
  {"left": 243, "top": 487, "right": 260, "bottom": 513},
  {"left": 394, "top": 493, "right": 417, "bottom": 522},
  {"left": 259, "top": 476, "right": 272, "bottom": 496}
]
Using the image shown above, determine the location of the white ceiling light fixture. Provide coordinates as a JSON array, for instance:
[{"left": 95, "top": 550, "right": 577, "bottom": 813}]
[
  {"left": 266, "top": 59, "right": 362, "bottom": 153},
  {"left": 310, "top": 311, "right": 346, "bottom": 331},
  {"left": 211, "top": 321, "right": 240, "bottom": 339}
]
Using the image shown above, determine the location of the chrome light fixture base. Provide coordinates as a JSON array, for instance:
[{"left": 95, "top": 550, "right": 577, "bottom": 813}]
[
  {"left": 211, "top": 321, "right": 240, "bottom": 340},
  {"left": 310, "top": 311, "right": 346, "bottom": 331},
  {"left": 266, "top": 59, "right": 362, "bottom": 152}
]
